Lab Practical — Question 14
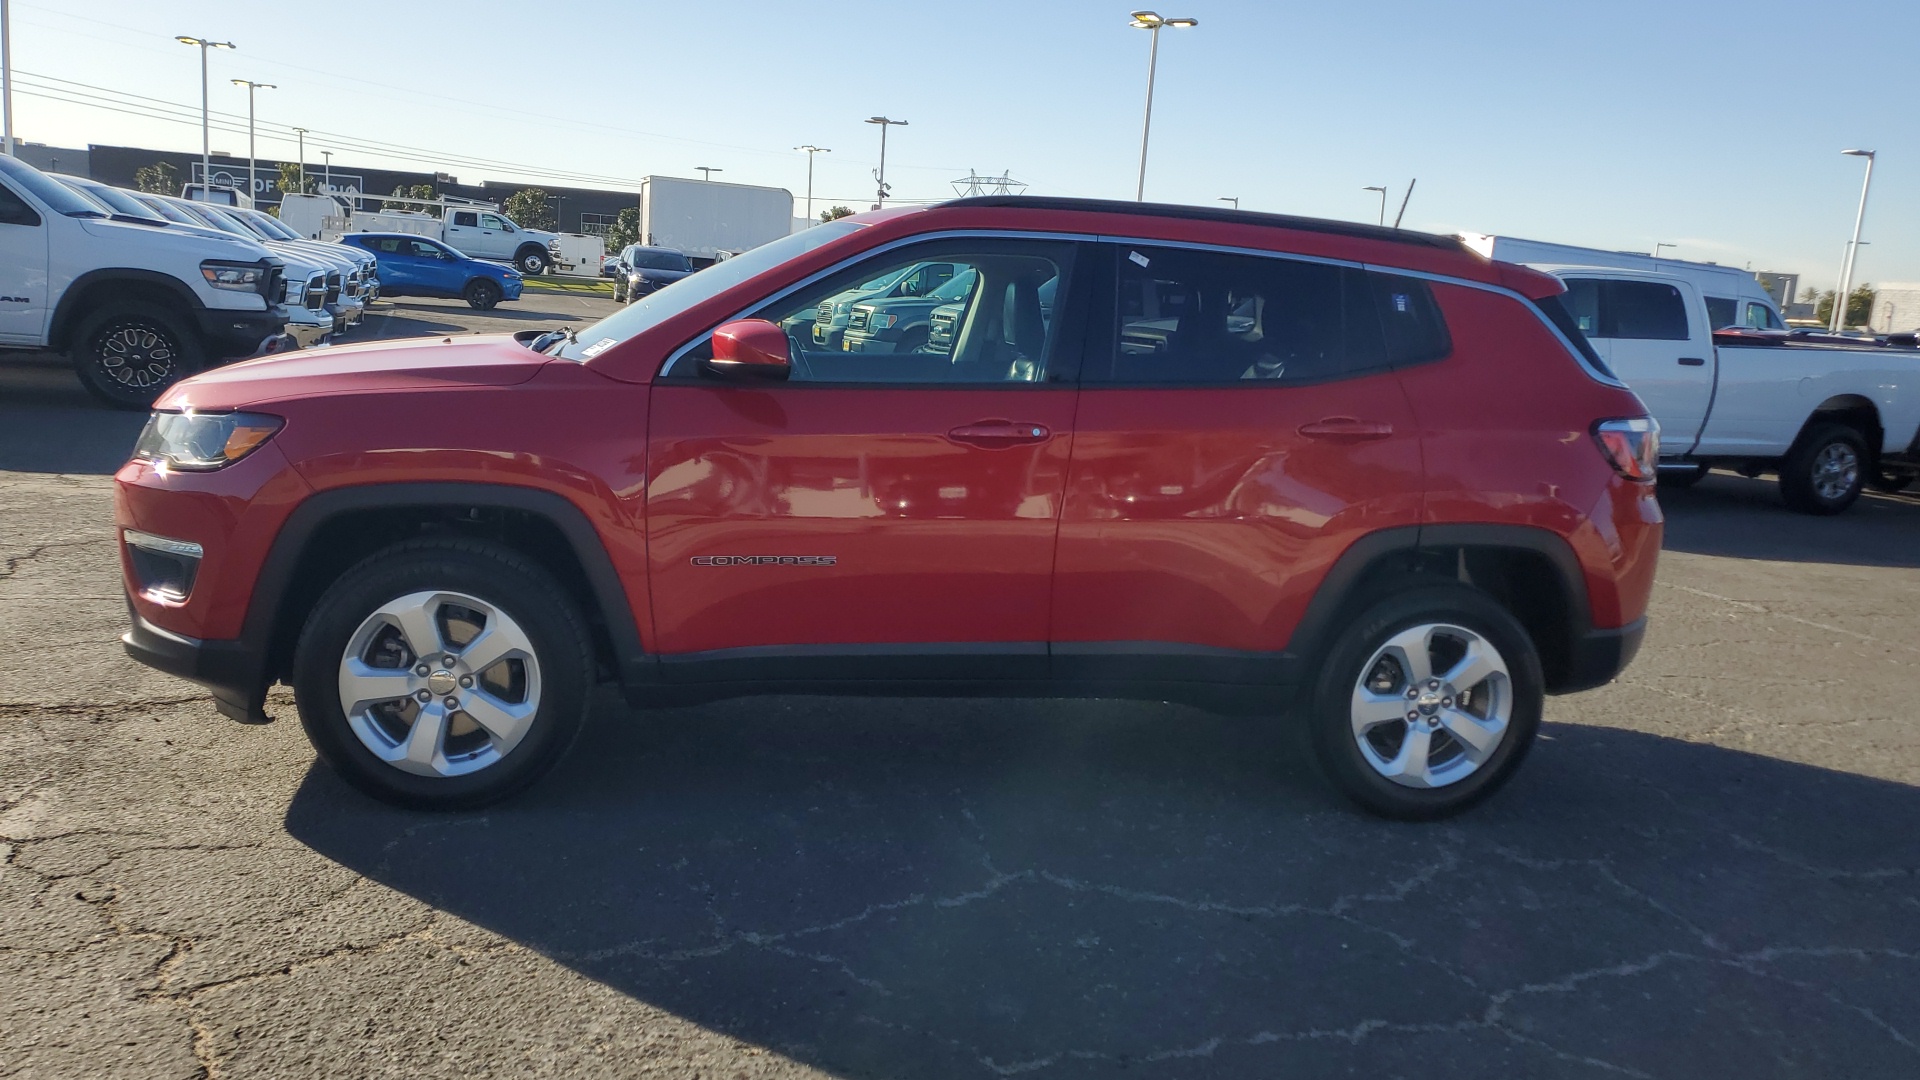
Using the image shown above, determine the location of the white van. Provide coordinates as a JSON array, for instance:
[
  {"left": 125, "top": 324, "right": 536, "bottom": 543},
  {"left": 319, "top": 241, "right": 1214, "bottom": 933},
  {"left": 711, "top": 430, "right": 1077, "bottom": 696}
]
[{"left": 1459, "top": 233, "right": 1784, "bottom": 331}]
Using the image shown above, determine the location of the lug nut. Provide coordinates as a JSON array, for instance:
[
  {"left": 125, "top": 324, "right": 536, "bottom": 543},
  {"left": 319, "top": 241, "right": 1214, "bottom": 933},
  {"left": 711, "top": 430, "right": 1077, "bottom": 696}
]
[
  {"left": 414, "top": 664, "right": 430, "bottom": 677},
  {"left": 1428, "top": 679, "right": 1441, "bottom": 690},
  {"left": 1442, "top": 697, "right": 1453, "bottom": 708},
  {"left": 1405, "top": 687, "right": 1419, "bottom": 699},
  {"left": 414, "top": 690, "right": 431, "bottom": 702},
  {"left": 444, "top": 697, "right": 460, "bottom": 710},
  {"left": 442, "top": 655, "right": 458, "bottom": 667},
  {"left": 459, "top": 675, "right": 473, "bottom": 688},
  {"left": 1406, "top": 711, "right": 1419, "bottom": 721}
]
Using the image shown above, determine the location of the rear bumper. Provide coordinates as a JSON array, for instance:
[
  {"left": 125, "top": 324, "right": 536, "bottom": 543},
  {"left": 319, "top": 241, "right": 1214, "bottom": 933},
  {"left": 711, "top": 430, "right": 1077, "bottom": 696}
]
[
  {"left": 1555, "top": 616, "right": 1646, "bottom": 695},
  {"left": 122, "top": 605, "right": 267, "bottom": 722}
]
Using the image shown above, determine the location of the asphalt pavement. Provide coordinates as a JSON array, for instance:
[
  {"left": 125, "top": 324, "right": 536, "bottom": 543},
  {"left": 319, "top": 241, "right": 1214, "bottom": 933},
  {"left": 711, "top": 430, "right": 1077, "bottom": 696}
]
[{"left": 3, "top": 296, "right": 1917, "bottom": 1079}]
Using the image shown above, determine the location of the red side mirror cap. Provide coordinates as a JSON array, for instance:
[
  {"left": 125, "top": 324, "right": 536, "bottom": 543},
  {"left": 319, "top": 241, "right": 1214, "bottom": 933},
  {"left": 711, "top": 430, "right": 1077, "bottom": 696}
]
[{"left": 706, "top": 319, "right": 791, "bottom": 381}]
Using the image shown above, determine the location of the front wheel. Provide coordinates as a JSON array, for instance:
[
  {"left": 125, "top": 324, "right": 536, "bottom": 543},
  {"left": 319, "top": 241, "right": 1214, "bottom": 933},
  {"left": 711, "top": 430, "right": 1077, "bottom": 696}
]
[
  {"left": 292, "top": 540, "right": 594, "bottom": 809},
  {"left": 515, "top": 248, "right": 550, "bottom": 276},
  {"left": 1779, "top": 423, "right": 1867, "bottom": 515},
  {"left": 464, "top": 278, "right": 502, "bottom": 310},
  {"left": 1307, "top": 585, "right": 1543, "bottom": 820},
  {"left": 69, "top": 302, "right": 205, "bottom": 409}
]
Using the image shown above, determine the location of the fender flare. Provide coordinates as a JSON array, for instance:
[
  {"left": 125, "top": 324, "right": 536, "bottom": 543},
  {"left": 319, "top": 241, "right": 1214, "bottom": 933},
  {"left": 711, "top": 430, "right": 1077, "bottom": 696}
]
[{"left": 50, "top": 268, "right": 206, "bottom": 353}]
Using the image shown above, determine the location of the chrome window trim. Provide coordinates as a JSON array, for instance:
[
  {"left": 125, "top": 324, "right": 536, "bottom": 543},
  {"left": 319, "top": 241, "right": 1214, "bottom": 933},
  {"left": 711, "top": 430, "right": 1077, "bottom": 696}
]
[{"left": 659, "top": 227, "right": 1626, "bottom": 390}]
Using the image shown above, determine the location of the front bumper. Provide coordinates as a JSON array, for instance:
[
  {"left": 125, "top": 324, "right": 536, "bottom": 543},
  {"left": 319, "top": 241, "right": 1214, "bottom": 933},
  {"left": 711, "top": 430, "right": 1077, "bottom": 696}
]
[
  {"left": 123, "top": 606, "right": 268, "bottom": 722},
  {"left": 1555, "top": 616, "right": 1646, "bottom": 694},
  {"left": 284, "top": 306, "right": 334, "bottom": 348},
  {"left": 194, "top": 308, "right": 288, "bottom": 361}
]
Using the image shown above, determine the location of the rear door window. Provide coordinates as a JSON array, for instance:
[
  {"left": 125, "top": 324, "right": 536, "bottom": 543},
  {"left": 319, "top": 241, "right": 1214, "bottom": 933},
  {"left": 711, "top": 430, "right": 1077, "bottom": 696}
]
[
  {"left": 1704, "top": 296, "right": 1737, "bottom": 330},
  {"left": 452, "top": 211, "right": 478, "bottom": 227},
  {"left": 1602, "top": 280, "right": 1691, "bottom": 340}
]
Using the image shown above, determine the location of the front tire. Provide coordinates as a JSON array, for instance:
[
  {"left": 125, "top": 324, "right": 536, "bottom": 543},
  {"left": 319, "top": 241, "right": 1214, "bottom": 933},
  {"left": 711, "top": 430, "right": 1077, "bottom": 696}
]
[
  {"left": 464, "top": 278, "right": 502, "bottom": 310},
  {"left": 1779, "top": 423, "right": 1867, "bottom": 515},
  {"left": 69, "top": 302, "right": 205, "bottom": 409},
  {"left": 292, "top": 540, "right": 593, "bottom": 809},
  {"left": 1307, "top": 585, "right": 1544, "bottom": 820},
  {"left": 515, "top": 247, "right": 551, "bottom": 276}
]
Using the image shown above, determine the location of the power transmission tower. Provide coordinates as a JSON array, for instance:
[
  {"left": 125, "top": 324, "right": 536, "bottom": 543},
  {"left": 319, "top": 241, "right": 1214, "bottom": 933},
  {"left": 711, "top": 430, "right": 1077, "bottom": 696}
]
[{"left": 951, "top": 170, "right": 1027, "bottom": 197}]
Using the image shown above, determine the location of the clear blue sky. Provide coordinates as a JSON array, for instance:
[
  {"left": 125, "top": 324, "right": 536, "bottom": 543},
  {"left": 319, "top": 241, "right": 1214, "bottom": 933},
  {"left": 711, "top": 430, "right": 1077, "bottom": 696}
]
[{"left": 10, "top": 0, "right": 1919, "bottom": 289}]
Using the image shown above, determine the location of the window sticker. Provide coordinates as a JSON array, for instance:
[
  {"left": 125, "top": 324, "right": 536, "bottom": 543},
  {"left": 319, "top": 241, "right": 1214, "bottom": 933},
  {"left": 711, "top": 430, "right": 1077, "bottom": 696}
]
[
  {"left": 581, "top": 337, "right": 619, "bottom": 358},
  {"left": 1392, "top": 292, "right": 1411, "bottom": 313},
  {"left": 1128, "top": 250, "right": 1151, "bottom": 268}
]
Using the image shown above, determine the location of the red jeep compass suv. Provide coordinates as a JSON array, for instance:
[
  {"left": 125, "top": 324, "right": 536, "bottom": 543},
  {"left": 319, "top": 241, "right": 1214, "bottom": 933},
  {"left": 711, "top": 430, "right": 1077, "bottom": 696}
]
[{"left": 115, "top": 197, "right": 1661, "bottom": 819}]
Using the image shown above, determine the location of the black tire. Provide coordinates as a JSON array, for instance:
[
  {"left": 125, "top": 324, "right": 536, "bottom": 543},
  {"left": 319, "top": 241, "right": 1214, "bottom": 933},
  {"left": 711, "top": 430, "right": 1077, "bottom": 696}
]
[
  {"left": 1656, "top": 463, "right": 1709, "bottom": 489},
  {"left": 1306, "top": 584, "right": 1544, "bottom": 821},
  {"left": 68, "top": 302, "right": 205, "bottom": 409},
  {"left": 1867, "top": 468, "right": 1912, "bottom": 494},
  {"left": 1779, "top": 423, "right": 1868, "bottom": 515},
  {"left": 464, "top": 278, "right": 502, "bottom": 310},
  {"left": 515, "top": 247, "right": 550, "bottom": 276},
  {"left": 292, "top": 539, "right": 594, "bottom": 810}
]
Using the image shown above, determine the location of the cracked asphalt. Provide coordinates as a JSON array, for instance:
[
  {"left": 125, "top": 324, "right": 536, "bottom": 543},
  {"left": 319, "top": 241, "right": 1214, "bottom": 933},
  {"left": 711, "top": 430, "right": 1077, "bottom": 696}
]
[{"left": 3, "top": 295, "right": 1919, "bottom": 1079}]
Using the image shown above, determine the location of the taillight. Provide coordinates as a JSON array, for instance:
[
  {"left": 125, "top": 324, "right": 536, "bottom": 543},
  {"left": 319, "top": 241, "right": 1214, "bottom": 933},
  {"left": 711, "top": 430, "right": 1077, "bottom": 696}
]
[{"left": 1593, "top": 418, "right": 1660, "bottom": 483}]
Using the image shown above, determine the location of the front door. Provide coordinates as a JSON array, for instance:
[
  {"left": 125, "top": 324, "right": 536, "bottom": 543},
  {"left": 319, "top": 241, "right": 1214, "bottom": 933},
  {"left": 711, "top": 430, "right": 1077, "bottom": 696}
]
[
  {"left": 1051, "top": 243, "right": 1427, "bottom": 683},
  {"left": 646, "top": 236, "right": 1086, "bottom": 682},
  {"left": 0, "top": 179, "right": 49, "bottom": 344}
]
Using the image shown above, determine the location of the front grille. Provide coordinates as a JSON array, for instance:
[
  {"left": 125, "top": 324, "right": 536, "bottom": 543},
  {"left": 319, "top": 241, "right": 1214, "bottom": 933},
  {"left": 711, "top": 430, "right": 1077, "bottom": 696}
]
[
  {"left": 343, "top": 272, "right": 361, "bottom": 299},
  {"left": 815, "top": 302, "right": 835, "bottom": 326},
  {"left": 302, "top": 274, "right": 327, "bottom": 311},
  {"left": 324, "top": 273, "right": 342, "bottom": 304},
  {"left": 847, "top": 308, "right": 871, "bottom": 331},
  {"left": 259, "top": 265, "right": 284, "bottom": 305}
]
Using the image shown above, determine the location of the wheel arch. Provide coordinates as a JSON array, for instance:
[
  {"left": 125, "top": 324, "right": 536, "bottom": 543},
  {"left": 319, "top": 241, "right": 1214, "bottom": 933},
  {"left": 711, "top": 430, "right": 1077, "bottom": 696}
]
[
  {"left": 1288, "top": 525, "right": 1599, "bottom": 694},
  {"left": 245, "top": 483, "right": 649, "bottom": 719},
  {"left": 50, "top": 269, "right": 205, "bottom": 354},
  {"left": 1799, "top": 394, "right": 1883, "bottom": 457}
]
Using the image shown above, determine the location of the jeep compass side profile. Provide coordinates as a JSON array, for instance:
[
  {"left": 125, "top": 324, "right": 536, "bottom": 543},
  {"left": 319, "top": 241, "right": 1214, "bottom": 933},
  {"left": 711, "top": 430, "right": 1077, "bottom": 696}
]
[{"left": 116, "top": 197, "right": 1660, "bottom": 819}]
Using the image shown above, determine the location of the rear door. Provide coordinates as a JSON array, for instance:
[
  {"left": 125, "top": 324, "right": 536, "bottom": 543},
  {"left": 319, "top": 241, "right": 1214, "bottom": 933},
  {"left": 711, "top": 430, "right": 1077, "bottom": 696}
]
[
  {"left": 1591, "top": 277, "right": 1713, "bottom": 451},
  {"left": 645, "top": 235, "right": 1087, "bottom": 681},
  {"left": 1051, "top": 243, "right": 1426, "bottom": 683},
  {"left": 443, "top": 210, "right": 489, "bottom": 257}
]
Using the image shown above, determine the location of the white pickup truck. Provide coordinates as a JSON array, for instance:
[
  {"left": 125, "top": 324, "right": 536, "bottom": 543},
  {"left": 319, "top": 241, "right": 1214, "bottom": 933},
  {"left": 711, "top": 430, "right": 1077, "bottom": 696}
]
[{"left": 1542, "top": 266, "right": 1920, "bottom": 514}]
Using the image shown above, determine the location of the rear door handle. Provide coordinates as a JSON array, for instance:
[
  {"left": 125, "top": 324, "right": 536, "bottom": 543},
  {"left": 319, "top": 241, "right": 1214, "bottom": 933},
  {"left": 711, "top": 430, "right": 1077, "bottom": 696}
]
[
  {"left": 1298, "top": 417, "right": 1395, "bottom": 441},
  {"left": 1678, "top": 356, "right": 1707, "bottom": 367},
  {"left": 947, "top": 420, "right": 1051, "bottom": 448}
]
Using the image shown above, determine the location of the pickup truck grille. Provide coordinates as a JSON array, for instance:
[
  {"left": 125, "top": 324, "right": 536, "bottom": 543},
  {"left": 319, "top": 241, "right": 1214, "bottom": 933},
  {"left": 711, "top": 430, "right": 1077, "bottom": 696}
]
[
  {"left": 301, "top": 274, "right": 328, "bottom": 312},
  {"left": 343, "top": 271, "right": 361, "bottom": 299},
  {"left": 324, "top": 273, "right": 342, "bottom": 305},
  {"left": 258, "top": 265, "right": 284, "bottom": 306},
  {"left": 847, "top": 308, "right": 871, "bottom": 331},
  {"left": 814, "top": 302, "right": 835, "bottom": 327}
]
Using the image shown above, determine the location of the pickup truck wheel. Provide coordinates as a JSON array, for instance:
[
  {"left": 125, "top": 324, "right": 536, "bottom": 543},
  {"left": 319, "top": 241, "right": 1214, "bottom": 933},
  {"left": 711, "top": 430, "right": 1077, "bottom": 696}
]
[
  {"left": 463, "top": 279, "right": 502, "bottom": 310},
  {"left": 1780, "top": 423, "right": 1867, "bottom": 515},
  {"left": 515, "top": 248, "right": 550, "bottom": 276},
  {"left": 1307, "top": 585, "right": 1543, "bottom": 820},
  {"left": 70, "top": 302, "right": 205, "bottom": 410},
  {"left": 1867, "top": 468, "right": 1912, "bottom": 493},
  {"left": 291, "top": 540, "right": 593, "bottom": 809}
]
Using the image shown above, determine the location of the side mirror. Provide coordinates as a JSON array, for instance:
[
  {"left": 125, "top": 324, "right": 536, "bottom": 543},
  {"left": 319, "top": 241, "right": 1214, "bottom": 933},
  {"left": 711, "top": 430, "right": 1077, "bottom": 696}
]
[{"left": 705, "top": 319, "right": 790, "bottom": 381}]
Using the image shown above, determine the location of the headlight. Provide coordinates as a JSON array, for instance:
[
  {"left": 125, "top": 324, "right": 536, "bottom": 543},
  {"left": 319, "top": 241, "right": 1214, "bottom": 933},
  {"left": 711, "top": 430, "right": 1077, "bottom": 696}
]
[
  {"left": 132, "top": 411, "right": 284, "bottom": 471},
  {"left": 201, "top": 261, "right": 266, "bottom": 291},
  {"left": 869, "top": 312, "right": 899, "bottom": 329}
]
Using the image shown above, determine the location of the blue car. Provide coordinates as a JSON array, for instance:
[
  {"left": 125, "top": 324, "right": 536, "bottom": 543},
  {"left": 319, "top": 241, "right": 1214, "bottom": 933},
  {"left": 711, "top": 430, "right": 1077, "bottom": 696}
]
[{"left": 341, "top": 233, "right": 523, "bottom": 310}]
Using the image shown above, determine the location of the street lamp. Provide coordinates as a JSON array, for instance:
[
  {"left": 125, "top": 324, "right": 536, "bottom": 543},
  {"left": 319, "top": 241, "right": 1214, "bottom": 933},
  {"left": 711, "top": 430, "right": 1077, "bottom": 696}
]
[
  {"left": 795, "top": 145, "right": 830, "bottom": 223},
  {"left": 176, "top": 36, "right": 235, "bottom": 201},
  {"left": 291, "top": 127, "right": 307, "bottom": 190},
  {"left": 695, "top": 166, "right": 721, "bottom": 181},
  {"left": 1832, "top": 148, "right": 1876, "bottom": 332},
  {"left": 3, "top": 0, "right": 15, "bottom": 156},
  {"left": 1129, "top": 10, "right": 1197, "bottom": 202},
  {"left": 866, "top": 116, "right": 907, "bottom": 206},
  {"left": 230, "top": 79, "right": 275, "bottom": 207},
  {"left": 1218, "top": 196, "right": 1238, "bottom": 210},
  {"left": 1363, "top": 185, "right": 1387, "bottom": 226}
]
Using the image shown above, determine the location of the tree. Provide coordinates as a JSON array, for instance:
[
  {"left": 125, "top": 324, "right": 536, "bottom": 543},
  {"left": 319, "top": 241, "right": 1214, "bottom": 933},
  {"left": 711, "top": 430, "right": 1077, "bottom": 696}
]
[
  {"left": 1814, "top": 285, "right": 1876, "bottom": 329},
  {"left": 605, "top": 206, "right": 640, "bottom": 253},
  {"left": 503, "top": 188, "right": 556, "bottom": 231},
  {"left": 275, "top": 161, "right": 315, "bottom": 196},
  {"left": 382, "top": 184, "right": 438, "bottom": 213},
  {"left": 133, "top": 161, "right": 179, "bottom": 196},
  {"left": 819, "top": 205, "right": 855, "bottom": 222}
]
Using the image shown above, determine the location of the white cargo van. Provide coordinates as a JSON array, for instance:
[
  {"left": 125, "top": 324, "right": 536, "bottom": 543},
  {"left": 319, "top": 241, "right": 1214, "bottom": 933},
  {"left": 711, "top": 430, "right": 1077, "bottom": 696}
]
[{"left": 1460, "top": 233, "right": 1784, "bottom": 331}]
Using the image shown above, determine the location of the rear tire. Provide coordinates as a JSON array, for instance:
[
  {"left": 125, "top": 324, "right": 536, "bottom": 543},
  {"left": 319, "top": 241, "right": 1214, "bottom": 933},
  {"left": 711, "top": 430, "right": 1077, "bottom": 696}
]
[
  {"left": 515, "top": 247, "right": 550, "bottom": 276},
  {"left": 464, "top": 278, "right": 502, "bottom": 310},
  {"left": 292, "top": 540, "right": 594, "bottom": 810},
  {"left": 1307, "top": 585, "right": 1544, "bottom": 820},
  {"left": 69, "top": 302, "right": 205, "bottom": 409},
  {"left": 1779, "top": 423, "right": 1867, "bottom": 515}
]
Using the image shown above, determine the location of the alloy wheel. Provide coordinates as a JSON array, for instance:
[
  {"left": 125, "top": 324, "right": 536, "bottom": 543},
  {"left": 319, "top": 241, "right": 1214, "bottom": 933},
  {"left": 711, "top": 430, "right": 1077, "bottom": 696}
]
[
  {"left": 1811, "top": 443, "right": 1859, "bottom": 502},
  {"left": 1349, "top": 623, "right": 1512, "bottom": 789},
  {"left": 95, "top": 321, "right": 180, "bottom": 389}
]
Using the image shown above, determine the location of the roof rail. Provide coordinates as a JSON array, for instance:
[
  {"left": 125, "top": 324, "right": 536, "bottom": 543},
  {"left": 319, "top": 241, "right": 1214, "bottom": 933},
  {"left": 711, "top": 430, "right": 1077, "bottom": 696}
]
[{"left": 937, "top": 195, "right": 1464, "bottom": 251}]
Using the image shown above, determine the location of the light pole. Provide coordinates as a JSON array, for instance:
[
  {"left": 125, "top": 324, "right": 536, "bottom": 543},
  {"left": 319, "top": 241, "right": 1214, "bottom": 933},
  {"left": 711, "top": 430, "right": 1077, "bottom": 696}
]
[
  {"left": 1831, "top": 148, "right": 1876, "bottom": 332},
  {"left": 1653, "top": 242, "right": 1676, "bottom": 260},
  {"left": 3, "top": 0, "right": 14, "bottom": 156},
  {"left": 795, "top": 144, "right": 830, "bottom": 223},
  {"left": 291, "top": 127, "right": 307, "bottom": 190},
  {"left": 865, "top": 116, "right": 907, "bottom": 206},
  {"left": 230, "top": 79, "right": 274, "bottom": 207},
  {"left": 176, "top": 36, "right": 235, "bottom": 200},
  {"left": 1363, "top": 185, "right": 1386, "bottom": 226},
  {"left": 1129, "top": 10, "right": 1197, "bottom": 202},
  {"left": 321, "top": 150, "right": 331, "bottom": 191},
  {"left": 695, "top": 166, "right": 721, "bottom": 181},
  {"left": 1218, "top": 196, "right": 1238, "bottom": 210}
]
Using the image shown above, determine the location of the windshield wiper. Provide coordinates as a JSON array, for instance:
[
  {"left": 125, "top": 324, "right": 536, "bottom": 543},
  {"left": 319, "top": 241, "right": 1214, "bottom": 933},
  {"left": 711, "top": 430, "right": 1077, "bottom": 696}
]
[
  {"left": 529, "top": 327, "right": 576, "bottom": 354},
  {"left": 64, "top": 209, "right": 109, "bottom": 219}
]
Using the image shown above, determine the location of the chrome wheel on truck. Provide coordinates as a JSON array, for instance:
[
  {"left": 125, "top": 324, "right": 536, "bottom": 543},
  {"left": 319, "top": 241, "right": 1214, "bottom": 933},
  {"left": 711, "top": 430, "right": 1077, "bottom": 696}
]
[{"left": 1780, "top": 423, "right": 1868, "bottom": 515}]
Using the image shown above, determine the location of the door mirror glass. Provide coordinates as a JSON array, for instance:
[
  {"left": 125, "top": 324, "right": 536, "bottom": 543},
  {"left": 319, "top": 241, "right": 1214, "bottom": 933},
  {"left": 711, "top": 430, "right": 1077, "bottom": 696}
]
[{"left": 704, "top": 319, "right": 791, "bottom": 381}]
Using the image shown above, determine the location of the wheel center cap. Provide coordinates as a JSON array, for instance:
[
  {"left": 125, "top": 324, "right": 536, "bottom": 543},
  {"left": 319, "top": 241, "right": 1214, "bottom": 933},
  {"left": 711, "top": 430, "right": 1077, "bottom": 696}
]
[
  {"left": 426, "top": 670, "right": 458, "bottom": 696},
  {"left": 1417, "top": 689, "right": 1444, "bottom": 715}
]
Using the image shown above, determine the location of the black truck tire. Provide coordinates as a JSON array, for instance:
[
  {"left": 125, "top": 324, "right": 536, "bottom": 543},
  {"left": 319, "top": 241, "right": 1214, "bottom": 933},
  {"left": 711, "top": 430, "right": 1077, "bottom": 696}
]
[{"left": 69, "top": 301, "right": 206, "bottom": 410}]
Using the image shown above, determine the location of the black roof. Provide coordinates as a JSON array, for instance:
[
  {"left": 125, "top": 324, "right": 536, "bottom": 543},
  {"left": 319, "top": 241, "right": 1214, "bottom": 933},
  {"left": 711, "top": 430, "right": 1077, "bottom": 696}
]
[{"left": 938, "top": 196, "right": 1465, "bottom": 252}]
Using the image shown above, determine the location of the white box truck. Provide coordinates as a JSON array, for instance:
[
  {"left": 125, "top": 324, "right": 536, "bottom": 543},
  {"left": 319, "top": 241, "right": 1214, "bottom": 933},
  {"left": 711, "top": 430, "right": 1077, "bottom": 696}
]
[
  {"left": 639, "top": 176, "right": 793, "bottom": 263},
  {"left": 1459, "top": 233, "right": 1785, "bottom": 332}
]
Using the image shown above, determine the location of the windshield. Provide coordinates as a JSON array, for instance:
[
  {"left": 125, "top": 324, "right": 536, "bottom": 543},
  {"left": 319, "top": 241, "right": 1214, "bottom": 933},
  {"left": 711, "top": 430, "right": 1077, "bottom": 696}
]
[
  {"left": 136, "top": 195, "right": 202, "bottom": 226},
  {"left": 0, "top": 153, "right": 108, "bottom": 217},
  {"left": 928, "top": 269, "right": 978, "bottom": 301},
  {"left": 57, "top": 177, "right": 164, "bottom": 221},
  {"left": 555, "top": 221, "right": 864, "bottom": 362},
  {"left": 173, "top": 200, "right": 254, "bottom": 237},
  {"left": 239, "top": 208, "right": 301, "bottom": 240},
  {"left": 629, "top": 250, "right": 692, "bottom": 272}
]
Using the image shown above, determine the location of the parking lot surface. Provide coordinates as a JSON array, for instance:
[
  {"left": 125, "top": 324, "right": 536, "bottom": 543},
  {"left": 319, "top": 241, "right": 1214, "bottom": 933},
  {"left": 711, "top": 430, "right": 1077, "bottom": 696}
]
[{"left": 3, "top": 295, "right": 1917, "bottom": 1079}]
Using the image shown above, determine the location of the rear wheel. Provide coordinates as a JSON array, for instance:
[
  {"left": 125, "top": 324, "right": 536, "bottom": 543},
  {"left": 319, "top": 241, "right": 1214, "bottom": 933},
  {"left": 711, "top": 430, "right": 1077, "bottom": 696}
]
[
  {"left": 69, "top": 302, "right": 205, "bottom": 409},
  {"left": 292, "top": 540, "right": 593, "bottom": 809},
  {"left": 1307, "top": 585, "right": 1543, "bottom": 820},
  {"left": 464, "top": 278, "right": 502, "bottom": 310},
  {"left": 1779, "top": 423, "right": 1867, "bottom": 515}
]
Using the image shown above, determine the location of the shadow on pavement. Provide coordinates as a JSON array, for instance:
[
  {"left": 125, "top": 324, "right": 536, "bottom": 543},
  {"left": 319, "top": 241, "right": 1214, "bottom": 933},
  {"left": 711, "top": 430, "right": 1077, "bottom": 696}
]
[
  {"left": 286, "top": 695, "right": 1920, "bottom": 1079},
  {"left": 1659, "top": 471, "right": 1920, "bottom": 568}
]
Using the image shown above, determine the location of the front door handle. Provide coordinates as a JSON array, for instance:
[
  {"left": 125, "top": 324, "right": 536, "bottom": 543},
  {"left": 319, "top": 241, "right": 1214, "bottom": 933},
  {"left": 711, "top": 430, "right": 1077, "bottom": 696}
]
[
  {"left": 1298, "top": 417, "right": 1394, "bottom": 441},
  {"left": 1678, "top": 356, "right": 1707, "bottom": 366},
  {"left": 947, "top": 420, "right": 1051, "bottom": 448}
]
